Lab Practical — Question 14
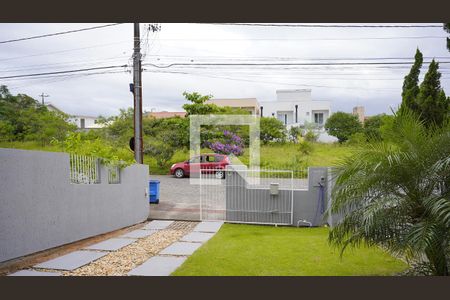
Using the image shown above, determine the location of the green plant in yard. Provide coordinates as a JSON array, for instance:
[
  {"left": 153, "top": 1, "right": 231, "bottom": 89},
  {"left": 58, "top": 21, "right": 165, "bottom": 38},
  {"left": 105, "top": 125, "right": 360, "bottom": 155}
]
[
  {"left": 329, "top": 110, "right": 450, "bottom": 276},
  {"left": 347, "top": 132, "right": 367, "bottom": 145},
  {"left": 325, "top": 111, "right": 362, "bottom": 143},
  {"left": 260, "top": 117, "right": 286, "bottom": 144},
  {"left": 143, "top": 139, "right": 176, "bottom": 169},
  {"left": 51, "top": 132, "right": 134, "bottom": 167}
]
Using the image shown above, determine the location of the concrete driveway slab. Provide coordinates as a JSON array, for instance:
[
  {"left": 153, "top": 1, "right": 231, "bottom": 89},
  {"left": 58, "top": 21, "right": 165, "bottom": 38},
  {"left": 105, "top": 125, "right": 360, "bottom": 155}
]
[
  {"left": 9, "top": 269, "right": 61, "bottom": 276},
  {"left": 120, "top": 229, "right": 157, "bottom": 239},
  {"left": 84, "top": 238, "right": 137, "bottom": 251},
  {"left": 34, "top": 251, "right": 107, "bottom": 271},
  {"left": 160, "top": 242, "right": 202, "bottom": 256},
  {"left": 193, "top": 221, "right": 224, "bottom": 233},
  {"left": 143, "top": 220, "right": 174, "bottom": 230},
  {"left": 180, "top": 232, "right": 215, "bottom": 243},
  {"left": 128, "top": 256, "right": 187, "bottom": 276}
]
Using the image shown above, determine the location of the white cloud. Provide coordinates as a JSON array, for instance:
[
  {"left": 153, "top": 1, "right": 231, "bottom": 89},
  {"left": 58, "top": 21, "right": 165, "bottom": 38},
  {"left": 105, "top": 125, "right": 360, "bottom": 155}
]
[{"left": 1, "top": 23, "right": 449, "bottom": 117}]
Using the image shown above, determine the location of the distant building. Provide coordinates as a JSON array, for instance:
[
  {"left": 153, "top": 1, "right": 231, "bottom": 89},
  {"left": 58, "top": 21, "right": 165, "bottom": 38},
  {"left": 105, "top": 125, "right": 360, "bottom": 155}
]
[
  {"left": 144, "top": 111, "right": 187, "bottom": 119},
  {"left": 352, "top": 106, "right": 365, "bottom": 124},
  {"left": 67, "top": 115, "right": 104, "bottom": 130},
  {"left": 45, "top": 103, "right": 103, "bottom": 130},
  {"left": 207, "top": 98, "right": 260, "bottom": 115},
  {"left": 260, "top": 89, "right": 331, "bottom": 128}
]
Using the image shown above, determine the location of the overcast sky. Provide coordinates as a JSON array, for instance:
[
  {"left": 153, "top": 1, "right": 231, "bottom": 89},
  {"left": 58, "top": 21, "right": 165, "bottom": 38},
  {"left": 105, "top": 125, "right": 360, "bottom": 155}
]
[{"left": 1, "top": 23, "right": 449, "bottom": 117}]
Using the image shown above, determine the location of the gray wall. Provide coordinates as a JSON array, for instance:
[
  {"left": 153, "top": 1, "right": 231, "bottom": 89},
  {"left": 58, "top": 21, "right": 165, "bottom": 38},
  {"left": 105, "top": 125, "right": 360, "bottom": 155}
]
[
  {"left": 0, "top": 148, "right": 149, "bottom": 263},
  {"left": 225, "top": 167, "right": 332, "bottom": 226}
]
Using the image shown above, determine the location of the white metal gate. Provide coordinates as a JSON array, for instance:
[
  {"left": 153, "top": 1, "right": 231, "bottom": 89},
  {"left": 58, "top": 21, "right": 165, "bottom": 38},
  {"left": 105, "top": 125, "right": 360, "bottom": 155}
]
[{"left": 200, "top": 168, "right": 296, "bottom": 225}]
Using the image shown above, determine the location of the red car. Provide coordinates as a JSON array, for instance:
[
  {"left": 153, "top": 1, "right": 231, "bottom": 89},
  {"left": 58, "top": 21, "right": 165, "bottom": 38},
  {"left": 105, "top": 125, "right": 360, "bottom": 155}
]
[{"left": 170, "top": 154, "right": 230, "bottom": 179}]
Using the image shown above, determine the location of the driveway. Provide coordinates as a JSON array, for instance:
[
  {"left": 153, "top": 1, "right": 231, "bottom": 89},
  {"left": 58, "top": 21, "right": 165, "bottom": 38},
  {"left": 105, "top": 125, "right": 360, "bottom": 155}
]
[
  {"left": 149, "top": 175, "right": 202, "bottom": 221},
  {"left": 148, "top": 174, "right": 308, "bottom": 221}
]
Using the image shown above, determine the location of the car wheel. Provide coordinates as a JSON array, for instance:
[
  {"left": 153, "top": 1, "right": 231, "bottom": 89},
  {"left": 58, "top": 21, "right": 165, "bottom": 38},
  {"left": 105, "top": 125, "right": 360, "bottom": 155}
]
[
  {"left": 174, "top": 168, "right": 185, "bottom": 178},
  {"left": 215, "top": 170, "right": 225, "bottom": 179}
]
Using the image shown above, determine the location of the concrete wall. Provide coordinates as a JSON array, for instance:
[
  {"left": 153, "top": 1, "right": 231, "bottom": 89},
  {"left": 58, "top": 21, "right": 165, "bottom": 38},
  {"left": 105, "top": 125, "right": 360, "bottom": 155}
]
[
  {"left": 225, "top": 167, "right": 334, "bottom": 226},
  {"left": 0, "top": 148, "right": 149, "bottom": 263}
]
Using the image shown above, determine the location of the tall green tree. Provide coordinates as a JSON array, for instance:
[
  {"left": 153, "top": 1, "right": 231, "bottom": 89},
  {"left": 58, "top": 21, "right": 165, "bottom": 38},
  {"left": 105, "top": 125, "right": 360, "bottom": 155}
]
[
  {"left": 329, "top": 110, "right": 450, "bottom": 275},
  {"left": 400, "top": 49, "right": 423, "bottom": 113},
  {"left": 416, "top": 60, "right": 450, "bottom": 127},
  {"left": 325, "top": 112, "right": 362, "bottom": 143}
]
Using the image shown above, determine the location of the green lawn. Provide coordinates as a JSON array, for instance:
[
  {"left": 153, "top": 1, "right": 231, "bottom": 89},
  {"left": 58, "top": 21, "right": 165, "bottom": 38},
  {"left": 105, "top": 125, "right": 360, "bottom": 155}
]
[{"left": 172, "top": 224, "right": 408, "bottom": 276}]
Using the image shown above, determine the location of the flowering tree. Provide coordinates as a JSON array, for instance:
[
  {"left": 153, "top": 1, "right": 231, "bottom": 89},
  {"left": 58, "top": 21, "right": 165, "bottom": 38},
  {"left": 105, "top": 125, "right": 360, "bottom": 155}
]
[{"left": 204, "top": 130, "right": 244, "bottom": 156}]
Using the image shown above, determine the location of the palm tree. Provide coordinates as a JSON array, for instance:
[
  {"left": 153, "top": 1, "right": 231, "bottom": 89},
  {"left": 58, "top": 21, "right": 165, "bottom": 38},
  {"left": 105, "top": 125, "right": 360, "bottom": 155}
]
[{"left": 328, "top": 110, "right": 450, "bottom": 275}]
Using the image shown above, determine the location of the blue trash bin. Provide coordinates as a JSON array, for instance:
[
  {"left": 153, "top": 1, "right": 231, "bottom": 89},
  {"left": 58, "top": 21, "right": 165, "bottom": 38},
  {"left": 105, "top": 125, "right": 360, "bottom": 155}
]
[{"left": 149, "top": 180, "right": 160, "bottom": 204}]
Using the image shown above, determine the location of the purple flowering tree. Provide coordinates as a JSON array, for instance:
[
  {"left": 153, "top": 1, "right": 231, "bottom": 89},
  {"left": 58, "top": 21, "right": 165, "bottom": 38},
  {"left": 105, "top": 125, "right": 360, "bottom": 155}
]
[{"left": 205, "top": 130, "right": 244, "bottom": 156}]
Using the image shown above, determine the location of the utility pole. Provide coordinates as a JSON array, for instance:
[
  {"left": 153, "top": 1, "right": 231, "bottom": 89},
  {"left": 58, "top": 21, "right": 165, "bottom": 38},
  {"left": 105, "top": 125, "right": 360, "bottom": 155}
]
[
  {"left": 133, "top": 23, "right": 144, "bottom": 164},
  {"left": 39, "top": 93, "right": 49, "bottom": 105}
]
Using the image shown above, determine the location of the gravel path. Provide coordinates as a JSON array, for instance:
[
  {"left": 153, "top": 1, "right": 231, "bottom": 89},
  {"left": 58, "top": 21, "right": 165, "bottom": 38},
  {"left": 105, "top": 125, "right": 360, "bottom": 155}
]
[{"left": 62, "top": 221, "right": 197, "bottom": 276}]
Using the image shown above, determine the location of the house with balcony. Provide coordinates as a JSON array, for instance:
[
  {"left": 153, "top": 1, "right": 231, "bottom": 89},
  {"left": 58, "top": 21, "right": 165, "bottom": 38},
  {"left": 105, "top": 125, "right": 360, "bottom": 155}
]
[
  {"left": 260, "top": 89, "right": 331, "bottom": 128},
  {"left": 207, "top": 98, "right": 261, "bottom": 115}
]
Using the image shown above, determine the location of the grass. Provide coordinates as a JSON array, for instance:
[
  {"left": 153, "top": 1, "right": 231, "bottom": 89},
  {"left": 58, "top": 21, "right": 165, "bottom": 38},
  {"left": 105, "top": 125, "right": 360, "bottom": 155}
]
[{"left": 172, "top": 224, "right": 408, "bottom": 276}]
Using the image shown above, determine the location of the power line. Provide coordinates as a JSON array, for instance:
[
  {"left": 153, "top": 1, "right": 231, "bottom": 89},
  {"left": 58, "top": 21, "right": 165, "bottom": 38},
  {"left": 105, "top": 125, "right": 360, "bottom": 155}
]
[
  {"left": 0, "top": 40, "right": 130, "bottom": 62},
  {"left": 143, "top": 61, "right": 450, "bottom": 68},
  {"left": 0, "top": 64, "right": 129, "bottom": 79},
  {"left": 0, "top": 23, "right": 124, "bottom": 45},
  {"left": 198, "top": 23, "right": 443, "bottom": 28},
  {"left": 155, "top": 36, "right": 447, "bottom": 41}
]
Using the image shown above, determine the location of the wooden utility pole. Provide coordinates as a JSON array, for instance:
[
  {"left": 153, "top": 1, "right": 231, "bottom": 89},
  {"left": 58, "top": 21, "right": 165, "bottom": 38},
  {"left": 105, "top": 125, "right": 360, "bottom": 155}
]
[
  {"left": 133, "top": 23, "right": 144, "bottom": 164},
  {"left": 39, "top": 92, "right": 49, "bottom": 105}
]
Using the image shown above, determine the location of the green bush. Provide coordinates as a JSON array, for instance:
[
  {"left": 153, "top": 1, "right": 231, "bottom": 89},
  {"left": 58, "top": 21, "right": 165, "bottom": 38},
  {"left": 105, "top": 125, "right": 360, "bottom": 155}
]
[{"left": 325, "top": 111, "right": 363, "bottom": 143}]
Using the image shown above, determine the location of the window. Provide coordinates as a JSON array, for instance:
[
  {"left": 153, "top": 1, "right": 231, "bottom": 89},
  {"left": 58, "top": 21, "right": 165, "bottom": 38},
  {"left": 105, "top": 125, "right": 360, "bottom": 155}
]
[
  {"left": 314, "top": 113, "right": 324, "bottom": 125},
  {"left": 205, "top": 155, "right": 216, "bottom": 162},
  {"left": 189, "top": 156, "right": 201, "bottom": 163},
  {"left": 80, "top": 118, "right": 85, "bottom": 129}
]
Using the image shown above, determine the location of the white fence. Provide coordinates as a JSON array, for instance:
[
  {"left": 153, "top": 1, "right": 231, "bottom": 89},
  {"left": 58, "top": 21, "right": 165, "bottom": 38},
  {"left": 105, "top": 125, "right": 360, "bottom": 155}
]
[{"left": 69, "top": 154, "right": 100, "bottom": 184}]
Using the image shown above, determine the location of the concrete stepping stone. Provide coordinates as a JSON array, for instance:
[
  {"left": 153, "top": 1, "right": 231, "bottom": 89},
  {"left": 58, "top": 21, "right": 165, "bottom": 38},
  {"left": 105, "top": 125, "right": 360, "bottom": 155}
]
[
  {"left": 9, "top": 269, "right": 61, "bottom": 276},
  {"left": 143, "top": 220, "right": 174, "bottom": 230},
  {"left": 34, "top": 250, "right": 107, "bottom": 271},
  {"left": 160, "top": 242, "right": 202, "bottom": 256},
  {"left": 180, "top": 232, "right": 215, "bottom": 243},
  {"left": 193, "top": 221, "right": 224, "bottom": 233},
  {"left": 128, "top": 256, "right": 187, "bottom": 276},
  {"left": 120, "top": 229, "right": 157, "bottom": 239},
  {"left": 84, "top": 238, "right": 137, "bottom": 251}
]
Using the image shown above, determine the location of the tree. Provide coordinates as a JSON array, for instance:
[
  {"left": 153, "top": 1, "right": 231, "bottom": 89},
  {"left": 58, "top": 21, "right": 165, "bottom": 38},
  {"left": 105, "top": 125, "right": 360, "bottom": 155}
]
[
  {"left": 444, "top": 23, "right": 450, "bottom": 52},
  {"left": 399, "top": 51, "right": 450, "bottom": 127},
  {"left": 324, "top": 112, "right": 362, "bottom": 143},
  {"left": 416, "top": 60, "right": 450, "bottom": 127},
  {"left": 259, "top": 117, "right": 286, "bottom": 144},
  {"left": 400, "top": 49, "right": 423, "bottom": 113},
  {"left": 182, "top": 92, "right": 219, "bottom": 115},
  {"left": 328, "top": 110, "right": 450, "bottom": 275},
  {"left": 0, "top": 85, "right": 76, "bottom": 145},
  {"left": 363, "top": 114, "right": 386, "bottom": 141}
]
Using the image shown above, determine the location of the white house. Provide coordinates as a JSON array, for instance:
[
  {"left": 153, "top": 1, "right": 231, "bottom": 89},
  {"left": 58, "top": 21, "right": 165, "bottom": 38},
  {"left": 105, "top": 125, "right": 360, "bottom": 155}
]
[
  {"left": 260, "top": 89, "right": 331, "bottom": 128},
  {"left": 45, "top": 103, "right": 103, "bottom": 130},
  {"left": 67, "top": 115, "right": 104, "bottom": 130}
]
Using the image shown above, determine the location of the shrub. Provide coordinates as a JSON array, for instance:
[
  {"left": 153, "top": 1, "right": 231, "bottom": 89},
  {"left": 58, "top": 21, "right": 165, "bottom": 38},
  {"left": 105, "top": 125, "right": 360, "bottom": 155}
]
[{"left": 325, "top": 111, "right": 363, "bottom": 143}]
